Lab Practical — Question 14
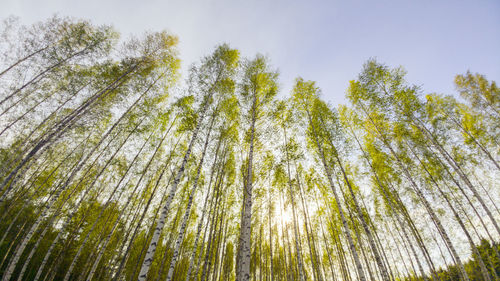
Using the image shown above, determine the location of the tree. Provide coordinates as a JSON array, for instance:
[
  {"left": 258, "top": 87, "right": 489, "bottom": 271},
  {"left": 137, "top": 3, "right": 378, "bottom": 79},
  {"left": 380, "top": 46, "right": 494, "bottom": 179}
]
[
  {"left": 236, "top": 55, "right": 278, "bottom": 281},
  {"left": 1, "top": 16, "right": 498, "bottom": 281}
]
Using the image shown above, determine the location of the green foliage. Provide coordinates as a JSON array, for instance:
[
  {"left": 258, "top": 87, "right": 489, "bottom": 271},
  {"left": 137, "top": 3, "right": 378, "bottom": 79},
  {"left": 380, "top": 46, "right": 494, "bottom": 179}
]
[
  {"left": 0, "top": 16, "right": 498, "bottom": 281},
  {"left": 405, "top": 240, "right": 500, "bottom": 281}
]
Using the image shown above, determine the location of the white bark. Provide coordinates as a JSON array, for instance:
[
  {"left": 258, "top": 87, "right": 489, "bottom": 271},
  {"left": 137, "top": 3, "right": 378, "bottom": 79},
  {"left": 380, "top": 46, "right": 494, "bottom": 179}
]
[
  {"left": 137, "top": 98, "right": 210, "bottom": 281},
  {"left": 165, "top": 110, "right": 217, "bottom": 281},
  {"left": 236, "top": 96, "right": 256, "bottom": 281}
]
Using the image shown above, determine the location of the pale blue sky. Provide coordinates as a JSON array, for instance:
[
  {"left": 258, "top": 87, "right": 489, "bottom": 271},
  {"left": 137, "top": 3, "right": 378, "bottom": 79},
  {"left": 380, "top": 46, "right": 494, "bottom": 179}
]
[{"left": 2, "top": 0, "right": 499, "bottom": 104}]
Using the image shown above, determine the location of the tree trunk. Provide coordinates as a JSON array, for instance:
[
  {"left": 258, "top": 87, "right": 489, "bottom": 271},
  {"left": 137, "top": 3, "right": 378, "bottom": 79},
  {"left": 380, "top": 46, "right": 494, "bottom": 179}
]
[
  {"left": 304, "top": 107, "right": 367, "bottom": 281},
  {"left": 165, "top": 109, "right": 218, "bottom": 281},
  {"left": 236, "top": 94, "right": 256, "bottom": 281}
]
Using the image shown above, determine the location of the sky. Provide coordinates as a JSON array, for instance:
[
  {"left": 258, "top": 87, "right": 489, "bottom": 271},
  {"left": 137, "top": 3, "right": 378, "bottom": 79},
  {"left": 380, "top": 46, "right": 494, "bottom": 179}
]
[{"left": 1, "top": 0, "right": 499, "bottom": 105}]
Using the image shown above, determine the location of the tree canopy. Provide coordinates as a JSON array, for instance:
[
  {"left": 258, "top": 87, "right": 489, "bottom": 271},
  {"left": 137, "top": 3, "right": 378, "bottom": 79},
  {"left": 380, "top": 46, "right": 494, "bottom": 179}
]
[{"left": 0, "top": 16, "right": 499, "bottom": 281}]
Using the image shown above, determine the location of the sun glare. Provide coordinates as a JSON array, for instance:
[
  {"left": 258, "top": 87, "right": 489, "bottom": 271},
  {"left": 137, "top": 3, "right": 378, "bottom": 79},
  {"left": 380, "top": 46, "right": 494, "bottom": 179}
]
[{"left": 280, "top": 208, "right": 293, "bottom": 224}]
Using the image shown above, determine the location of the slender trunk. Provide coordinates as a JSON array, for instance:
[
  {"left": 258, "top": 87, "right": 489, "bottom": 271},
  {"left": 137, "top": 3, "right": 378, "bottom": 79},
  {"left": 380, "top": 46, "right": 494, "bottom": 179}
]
[
  {"left": 194, "top": 168, "right": 225, "bottom": 281},
  {"left": 184, "top": 149, "right": 223, "bottom": 281},
  {"left": 137, "top": 91, "right": 213, "bottom": 281},
  {"left": 132, "top": 169, "right": 181, "bottom": 281},
  {"left": 282, "top": 127, "right": 306, "bottom": 281},
  {"left": 2, "top": 117, "right": 141, "bottom": 281},
  {"left": 217, "top": 216, "right": 230, "bottom": 281},
  {"left": 267, "top": 174, "right": 274, "bottom": 281},
  {"left": 0, "top": 44, "right": 51, "bottom": 77},
  {"left": 336, "top": 177, "right": 375, "bottom": 281},
  {"left": 296, "top": 170, "right": 323, "bottom": 281},
  {"left": 0, "top": 135, "right": 88, "bottom": 250},
  {"left": 283, "top": 223, "right": 296, "bottom": 280},
  {"left": 303, "top": 105, "right": 367, "bottom": 281},
  {"left": 471, "top": 172, "right": 500, "bottom": 216},
  {"left": 318, "top": 113, "right": 390, "bottom": 281},
  {"left": 415, "top": 118, "right": 500, "bottom": 236},
  {"left": 318, "top": 214, "right": 337, "bottom": 281},
  {"left": 236, "top": 94, "right": 256, "bottom": 281},
  {"left": 201, "top": 179, "right": 224, "bottom": 281},
  {"left": 258, "top": 225, "right": 263, "bottom": 281},
  {"left": 423, "top": 140, "right": 498, "bottom": 243},
  {"left": 111, "top": 139, "right": 181, "bottom": 281},
  {"left": 0, "top": 60, "right": 141, "bottom": 200},
  {"left": 85, "top": 130, "right": 170, "bottom": 281},
  {"left": 0, "top": 221, "right": 28, "bottom": 272},
  {"left": 346, "top": 124, "right": 434, "bottom": 280},
  {"left": 358, "top": 103, "right": 469, "bottom": 280},
  {"left": 0, "top": 41, "right": 98, "bottom": 107},
  {"left": 87, "top": 116, "right": 176, "bottom": 281},
  {"left": 62, "top": 120, "right": 151, "bottom": 281},
  {"left": 1, "top": 130, "right": 90, "bottom": 219},
  {"left": 440, "top": 107, "right": 500, "bottom": 170},
  {"left": 0, "top": 86, "right": 57, "bottom": 137},
  {"left": 395, "top": 222, "right": 419, "bottom": 278},
  {"left": 32, "top": 125, "right": 140, "bottom": 281},
  {"left": 359, "top": 195, "right": 396, "bottom": 281},
  {"left": 332, "top": 221, "right": 352, "bottom": 281},
  {"left": 278, "top": 189, "right": 289, "bottom": 281},
  {"left": 406, "top": 141, "right": 491, "bottom": 281},
  {"left": 5, "top": 80, "right": 90, "bottom": 171},
  {"left": 210, "top": 197, "right": 227, "bottom": 281},
  {"left": 16, "top": 217, "right": 53, "bottom": 280},
  {"left": 165, "top": 109, "right": 218, "bottom": 281}
]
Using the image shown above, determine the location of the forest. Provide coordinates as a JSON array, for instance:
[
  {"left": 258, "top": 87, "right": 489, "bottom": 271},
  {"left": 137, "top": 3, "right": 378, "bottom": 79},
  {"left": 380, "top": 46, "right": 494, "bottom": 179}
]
[{"left": 0, "top": 16, "right": 498, "bottom": 281}]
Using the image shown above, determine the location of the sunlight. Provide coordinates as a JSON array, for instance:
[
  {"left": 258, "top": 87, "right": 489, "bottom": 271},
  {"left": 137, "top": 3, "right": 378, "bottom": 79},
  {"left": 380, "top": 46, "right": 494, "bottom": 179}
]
[
  {"left": 279, "top": 208, "right": 293, "bottom": 225},
  {"left": 1, "top": 8, "right": 496, "bottom": 280}
]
